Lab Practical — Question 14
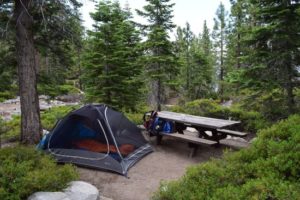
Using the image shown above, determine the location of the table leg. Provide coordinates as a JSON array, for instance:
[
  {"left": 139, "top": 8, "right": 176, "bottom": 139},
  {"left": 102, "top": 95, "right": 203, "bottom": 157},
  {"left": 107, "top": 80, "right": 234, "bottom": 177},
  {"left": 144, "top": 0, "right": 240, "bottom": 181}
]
[
  {"left": 211, "top": 129, "right": 227, "bottom": 143},
  {"left": 156, "top": 134, "right": 163, "bottom": 145},
  {"left": 175, "top": 122, "right": 186, "bottom": 134},
  {"left": 196, "top": 127, "right": 227, "bottom": 142},
  {"left": 188, "top": 143, "right": 198, "bottom": 157}
]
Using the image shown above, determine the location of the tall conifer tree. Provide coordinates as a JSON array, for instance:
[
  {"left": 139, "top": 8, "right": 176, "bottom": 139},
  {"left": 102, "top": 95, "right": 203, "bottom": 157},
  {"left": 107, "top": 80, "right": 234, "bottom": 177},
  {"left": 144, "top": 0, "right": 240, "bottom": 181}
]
[
  {"left": 83, "top": 0, "right": 141, "bottom": 111},
  {"left": 137, "top": 0, "right": 177, "bottom": 111},
  {"left": 175, "top": 23, "right": 214, "bottom": 100},
  {"left": 201, "top": 20, "right": 212, "bottom": 57},
  {"left": 213, "top": 2, "right": 228, "bottom": 100},
  {"left": 242, "top": 0, "right": 300, "bottom": 114}
]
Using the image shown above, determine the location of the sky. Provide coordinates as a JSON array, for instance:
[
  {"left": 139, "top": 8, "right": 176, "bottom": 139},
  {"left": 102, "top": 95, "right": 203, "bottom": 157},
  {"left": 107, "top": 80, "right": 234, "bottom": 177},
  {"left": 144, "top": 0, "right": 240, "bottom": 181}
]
[{"left": 80, "top": 0, "right": 231, "bottom": 38}]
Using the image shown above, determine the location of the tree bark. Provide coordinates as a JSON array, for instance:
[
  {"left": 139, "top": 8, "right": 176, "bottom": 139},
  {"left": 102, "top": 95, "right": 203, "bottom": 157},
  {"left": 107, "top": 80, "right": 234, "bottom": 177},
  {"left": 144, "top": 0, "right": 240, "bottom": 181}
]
[
  {"left": 219, "top": 31, "right": 224, "bottom": 102},
  {"left": 15, "top": 0, "right": 41, "bottom": 144}
]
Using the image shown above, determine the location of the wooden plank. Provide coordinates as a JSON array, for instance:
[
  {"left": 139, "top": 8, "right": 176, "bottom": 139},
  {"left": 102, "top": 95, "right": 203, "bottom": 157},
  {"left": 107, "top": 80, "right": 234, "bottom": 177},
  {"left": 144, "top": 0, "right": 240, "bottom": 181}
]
[
  {"left": 157, "top": 111, "right": 240, "bottom": 129},
  {"left": 160, "top": 132, "right": 217, "bottom": 145},
  {"left": 217, "top": 129, "right": 248, "bottom": 137},
  {"left": 219, "top": 139, "right": 249, "bottom": 149}
]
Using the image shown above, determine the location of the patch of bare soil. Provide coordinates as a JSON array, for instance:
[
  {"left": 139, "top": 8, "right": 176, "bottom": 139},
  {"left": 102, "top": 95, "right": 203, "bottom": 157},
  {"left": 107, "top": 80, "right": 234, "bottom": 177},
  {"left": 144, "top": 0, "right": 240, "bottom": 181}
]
[{"left": 78, "top": 134, "right": 247, "bottom": 200}]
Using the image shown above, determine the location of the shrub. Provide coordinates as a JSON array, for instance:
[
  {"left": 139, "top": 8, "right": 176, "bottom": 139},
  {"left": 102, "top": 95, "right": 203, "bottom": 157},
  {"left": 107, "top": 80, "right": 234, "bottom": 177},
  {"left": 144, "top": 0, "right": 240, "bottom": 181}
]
[
  {"left": 58, "top": 84, "right": 81, "bottom": 95},
  {"left": 123, "top": 104, "right": 150, "bottom": 125},
  {"left": 152, "top": 115, "right": 300, "bottom": 200},
  {"left": 238, "top": 89, "right": 300, "bottom": 122},
  {"left": 0, "top": 146, "right": 78, "bottom": 200},
  {"left": 125, "top": 112, "right": 144, "bottom": 125},
  {"left": 1, "top": 115, "right": 20, "bottom": 142},
  {"left": 0, "top": 91, "right": 15, "bottom": 102}
]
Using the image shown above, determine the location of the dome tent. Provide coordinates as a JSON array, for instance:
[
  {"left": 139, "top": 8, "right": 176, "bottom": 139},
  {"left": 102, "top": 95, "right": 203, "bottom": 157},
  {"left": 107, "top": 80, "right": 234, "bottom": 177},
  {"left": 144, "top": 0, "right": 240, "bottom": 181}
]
[{"left": 39, "top": 104, "right": 153, "bottom": 176}]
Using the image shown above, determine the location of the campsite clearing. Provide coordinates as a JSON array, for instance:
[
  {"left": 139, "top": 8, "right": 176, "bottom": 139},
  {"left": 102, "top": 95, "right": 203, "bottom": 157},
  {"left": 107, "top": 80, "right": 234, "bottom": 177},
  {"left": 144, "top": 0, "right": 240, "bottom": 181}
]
[{"left": 78, "top": 133, "right": 249, "bottom": 200}]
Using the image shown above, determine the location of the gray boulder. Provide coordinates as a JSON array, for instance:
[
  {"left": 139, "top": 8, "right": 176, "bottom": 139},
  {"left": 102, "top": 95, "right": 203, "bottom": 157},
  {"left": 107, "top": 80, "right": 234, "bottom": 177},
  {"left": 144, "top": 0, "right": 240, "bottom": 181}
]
[
  {"left": 28, "top": 181, "right": 99, "bottom": 200},
  {"left": 64, "top": 181, "right": 99, "bottom": 200}
]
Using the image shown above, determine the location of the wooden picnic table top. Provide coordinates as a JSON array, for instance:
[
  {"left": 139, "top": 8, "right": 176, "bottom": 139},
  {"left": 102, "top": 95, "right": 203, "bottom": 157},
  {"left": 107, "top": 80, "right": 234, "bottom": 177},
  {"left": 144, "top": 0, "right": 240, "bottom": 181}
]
[{"left": 157, "top": 111, "right": 240, "bottom": 130}]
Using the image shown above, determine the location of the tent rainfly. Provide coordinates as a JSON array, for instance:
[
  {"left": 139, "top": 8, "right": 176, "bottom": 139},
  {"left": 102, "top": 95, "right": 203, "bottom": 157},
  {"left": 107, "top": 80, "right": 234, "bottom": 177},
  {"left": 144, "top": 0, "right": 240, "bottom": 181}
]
[{"left": 38, "top": 104, "right": 153, "bottom": 176}]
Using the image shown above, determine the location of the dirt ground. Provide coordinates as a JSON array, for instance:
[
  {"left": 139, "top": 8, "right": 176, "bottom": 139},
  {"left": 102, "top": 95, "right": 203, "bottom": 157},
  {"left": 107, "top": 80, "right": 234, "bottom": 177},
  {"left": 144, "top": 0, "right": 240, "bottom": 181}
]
[{"left": 78, "top": 134, "right": 248, "bottom": 200}]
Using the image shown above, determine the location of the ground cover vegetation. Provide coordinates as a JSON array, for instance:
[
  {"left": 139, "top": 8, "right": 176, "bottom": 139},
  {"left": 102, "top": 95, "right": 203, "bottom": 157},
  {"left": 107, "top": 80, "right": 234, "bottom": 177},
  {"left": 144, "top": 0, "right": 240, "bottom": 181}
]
[
  {"left": 0, "top": 146, "right": 78, "bottom": 200},
  {"left": 0, "top": 0, "right": 299, "bottom": 199},
  {"left": 152, "top": 114, "right": 300, "bottom": 200}
]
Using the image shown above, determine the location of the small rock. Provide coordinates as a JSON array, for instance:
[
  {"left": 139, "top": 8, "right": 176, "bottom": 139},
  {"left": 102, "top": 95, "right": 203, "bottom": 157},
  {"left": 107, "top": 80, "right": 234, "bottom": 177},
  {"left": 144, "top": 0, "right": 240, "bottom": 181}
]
[
  {"left": 28, "top": 192, "right": 69, "bottom": 200},
  {"left": 64, "top": 181, "right": 99, "bottom": 200}
]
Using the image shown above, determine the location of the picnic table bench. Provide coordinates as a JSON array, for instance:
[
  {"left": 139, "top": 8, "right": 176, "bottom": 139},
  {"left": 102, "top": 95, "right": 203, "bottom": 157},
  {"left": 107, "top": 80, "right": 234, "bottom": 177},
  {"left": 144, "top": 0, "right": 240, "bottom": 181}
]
[{"left": 155, "top": 111, "right": 247, "bottom": 157}]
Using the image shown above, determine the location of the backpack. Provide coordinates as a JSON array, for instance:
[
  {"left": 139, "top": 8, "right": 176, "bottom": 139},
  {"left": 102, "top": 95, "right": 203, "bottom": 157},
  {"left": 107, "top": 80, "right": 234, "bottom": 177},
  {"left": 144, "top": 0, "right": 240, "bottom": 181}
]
[{"left": 143, "top": 111, "right": 174, "bottom": 136}]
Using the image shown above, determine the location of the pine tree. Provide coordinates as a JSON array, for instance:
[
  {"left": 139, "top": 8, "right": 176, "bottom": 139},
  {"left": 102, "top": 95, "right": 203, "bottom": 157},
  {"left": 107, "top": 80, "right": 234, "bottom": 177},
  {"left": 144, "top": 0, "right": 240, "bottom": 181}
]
[
  {"left": 212, "top": 2, "right": 228, "bottom": 101},
  {"left": 175, "top": 23, "right": 214, "bottom": 100},
  {"left": 227, "top": 0, "right": 252, "bottom": 70},
  {"left": 137, "top": 0, "right": 177, "bottom": 111},
  {"left": 188, "top": 40, "right": 214, "bottom": 99},
  {"left": 83, "top": 0, "right": 141, "bottom": 111},
  {"left": 201, "top": 20, "right": 212, "bottom": 57},
  {"left": 242, "top": 0, "right": 300, "bottom": 115},
  {"left": 199, "top": 21, "right": 215, "bottom": 98},
  {"left": 175, "top": 23, "right": 194, "bottom": 95}
]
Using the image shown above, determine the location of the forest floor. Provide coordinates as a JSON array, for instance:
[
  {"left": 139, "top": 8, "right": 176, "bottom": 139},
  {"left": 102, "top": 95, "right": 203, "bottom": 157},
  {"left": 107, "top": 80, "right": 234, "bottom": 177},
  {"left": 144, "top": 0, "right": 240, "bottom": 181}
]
[{"left": 78, "top": 133, "right": 249, "bottom": 200}]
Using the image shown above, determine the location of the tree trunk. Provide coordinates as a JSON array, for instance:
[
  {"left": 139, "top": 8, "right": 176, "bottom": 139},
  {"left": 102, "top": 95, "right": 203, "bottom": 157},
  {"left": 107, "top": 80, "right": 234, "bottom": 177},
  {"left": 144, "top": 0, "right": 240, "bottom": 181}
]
[
  {"left": 157, "top": 78, "right": 161, "bottom": 111},
  {"left": 15, "top": 0, "right": 41, "bottom": 144},
  {"left": 219, "top": 34, "right": 224, "bottom": 102}
]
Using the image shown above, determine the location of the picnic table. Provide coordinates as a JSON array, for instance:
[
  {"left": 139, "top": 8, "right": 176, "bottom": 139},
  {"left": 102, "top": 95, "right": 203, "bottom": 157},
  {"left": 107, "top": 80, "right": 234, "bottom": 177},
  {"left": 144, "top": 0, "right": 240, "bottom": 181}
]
[{"left": 155, "top": 111, "right": 247, "bottom": 157}]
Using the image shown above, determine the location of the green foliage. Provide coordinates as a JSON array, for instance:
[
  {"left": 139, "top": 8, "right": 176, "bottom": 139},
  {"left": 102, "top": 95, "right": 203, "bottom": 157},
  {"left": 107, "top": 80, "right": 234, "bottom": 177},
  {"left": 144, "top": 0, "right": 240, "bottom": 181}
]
[
  {"left": 153, "top": 115, "right": 300, "bottom": 200},
  {"left": 125, "top": 112, "right": 144, "bottom": 125},
  {"left": 83, "top": 0, "right": 142, "bottom": 111},
  {"left": 1, "top": 116, "right": 20, "bottom": 142},
  {"left": 238, "top": 0, "right": 300, "bottom": 114},
  {"left": 0, "top": 1, "right": 83, "bottom": 101},
  {"left": 238, "top": 89, "right": 293, "bottom": 122},
  {"left": 0, "top": 41, "right": 17, "bottom": 102},
  {"left": 124, "top": 104, "right": 150, "bottom": 125},
  {"left": 38, "top": 83, "right": 80, "bottom": 98},
  {"left": 1, "top": 105, "right": 79, "bottom": 142},
  {"left": 137, "top": 0, "right": 178, "bottom": 110},
  {"left": 0, "top": 117, "right": 6, "bottom": 146},
  {"left": 0, "top": 146, "right": 78, "bottom": 200},
  {"left": 175, "top": 23, "right": 215, "bottom": 100},
  {"left": 0, "top": 91, "right": 15, "bottom": 102},
  {"left": 171, "top": 99, "right": 268, "bottom": 133},
  {"left": 212, "top": 2, "right": 229, "bottom": 99}
]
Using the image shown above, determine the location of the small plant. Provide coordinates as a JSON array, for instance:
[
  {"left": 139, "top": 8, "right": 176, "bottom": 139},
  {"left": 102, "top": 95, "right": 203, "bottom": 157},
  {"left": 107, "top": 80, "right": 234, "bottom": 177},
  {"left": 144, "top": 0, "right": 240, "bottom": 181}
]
[
  {"left": 0, "top": 146, "right": 78, "bottom": 200},
  {"left": 0, "top": 117, "right": 5, "bottom": 148},
  {"left": 1, "top": 115, "right": 20, "bottom": 142}
]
